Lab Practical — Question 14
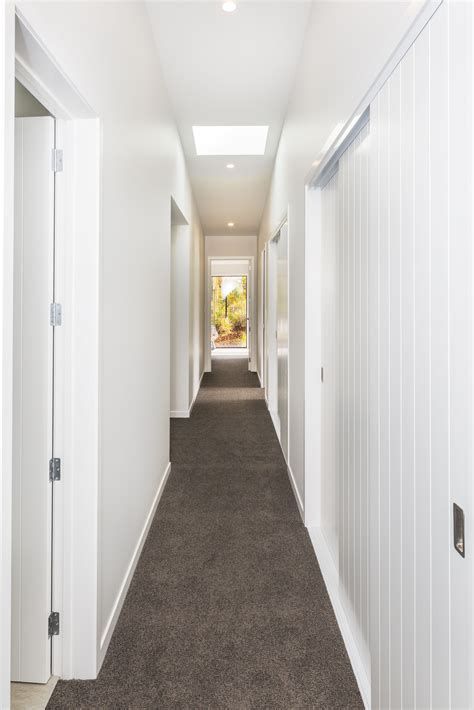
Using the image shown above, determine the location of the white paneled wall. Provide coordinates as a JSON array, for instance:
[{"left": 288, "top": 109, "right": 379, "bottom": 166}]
[
  {"left": 320, "top": 122, "right": 371, "bottom": 688},
  {"left": 369, "top": 2, "right": 473, "bottom": 708},
  {"left": 315, "top": 3, "right": 473, "bottom": 707}
]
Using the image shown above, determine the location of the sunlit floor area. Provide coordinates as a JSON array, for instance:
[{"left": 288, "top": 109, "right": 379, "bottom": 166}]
[{"left": 11, "top": 677, "right": 58, "bottom": 710}]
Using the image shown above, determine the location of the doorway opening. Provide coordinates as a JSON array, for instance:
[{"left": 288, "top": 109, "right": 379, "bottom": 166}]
[
  {"left": 209, "top": 258, "right": 252, "bottom": 365},
  {"left": 264, "top": 223, "right": 289, "bottom": 462},
  {"left": 12, "top": 80, "right": 57, "bottom": 692},
  {"left": 211, "top": 275, "right": 248, "bottom": 349},
  {"left": 7, "top": 13, "right": 101, "bottom": 699}
]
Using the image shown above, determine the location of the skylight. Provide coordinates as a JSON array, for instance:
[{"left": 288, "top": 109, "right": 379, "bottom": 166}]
[{"left": 192, "top": 126, "right": 269, "bottom": 156}]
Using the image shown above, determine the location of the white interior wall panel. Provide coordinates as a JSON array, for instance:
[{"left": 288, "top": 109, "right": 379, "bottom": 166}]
[
  {"left": 369, "top": 2, "right": 473, "bottom": 707},
  {"left": 321, "top": 173, "right": 338, "bottom": 564},
  {"left": 320, "top": 122, "right": 371, "bottom": 685}
]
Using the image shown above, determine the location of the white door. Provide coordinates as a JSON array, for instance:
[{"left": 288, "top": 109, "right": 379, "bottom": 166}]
[
  {"left": 276, "top": 223, "right": 289, "bottom": 462},
  {"left": 12, "top": 117, "right": 55, "bottom": 683}
]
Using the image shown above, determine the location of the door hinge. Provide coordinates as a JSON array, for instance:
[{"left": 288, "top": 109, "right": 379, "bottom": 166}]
[
  {"left": 49, "top": 458, "right": 61, "bottom": 482},
  {"left": 50, "top": 303, "right": 62, "bottom": 326},
  {"left": 48, "top": 612, "right": 60, "bottom": 637},
  {"left": 51, "top": 148, "right": 63, "bottom": 173}
]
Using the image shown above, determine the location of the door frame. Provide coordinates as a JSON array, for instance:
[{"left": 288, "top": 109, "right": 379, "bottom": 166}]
[
  {"left": 205, "top": 255, "right": 256, "bottom": 372},
  {"left": 3, "top": 10, "right": 101, "bottom": 701}
]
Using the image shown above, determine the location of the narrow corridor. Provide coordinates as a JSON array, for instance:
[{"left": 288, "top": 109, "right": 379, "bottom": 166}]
[{"left": 47, "top": 359, "right": 361, "bottom": 708}]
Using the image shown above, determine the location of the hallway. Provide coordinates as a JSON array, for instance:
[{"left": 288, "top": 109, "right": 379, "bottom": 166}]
[{"left": 47, "top": 359, "right": 361, "bottom": 709}]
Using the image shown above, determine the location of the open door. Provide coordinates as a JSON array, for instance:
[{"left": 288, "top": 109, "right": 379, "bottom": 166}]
[{"left": 12, "top": 116, "right": 56, "bottom": 683}]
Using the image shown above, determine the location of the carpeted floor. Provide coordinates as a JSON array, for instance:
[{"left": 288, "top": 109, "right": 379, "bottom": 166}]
[{"left": 48, "top": 358, "right": 362, "bottom": 709}]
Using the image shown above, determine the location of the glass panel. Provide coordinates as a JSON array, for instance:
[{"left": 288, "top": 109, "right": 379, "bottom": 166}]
[{"left": 211, "top": 275, "right": 247, "bottom": 348}]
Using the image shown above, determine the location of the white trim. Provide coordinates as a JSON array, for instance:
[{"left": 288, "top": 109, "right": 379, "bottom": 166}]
[
  {"left": 308, "top": 527, "right": 370, "bottom": 709},
  {"left": 305, "top": 0, "right": 442, "bottom": 189},
  {"left": 1, "top": 5, "right": 15, "bottom": 708},
  {"left": 13, "top": 13, "right": 101, "bottom": 682},
  {"left": 170, "top": 370, "right": 204, "bottom": 419},
  {"left": 15, "top": 10, "right": 95, "bottom": 121},
  {"left": 287, "top": 463, "right": 304, "bottom": 521},
  {"left": 98, "top": 461, "right": 172, "bottom": 669},
  {"left": 256, "top": 370, "right": 263, "bottom": 388},
  {"left": 205, "top": 255, "right": 256, "bottom": 373},
  {"left": 268, "top": 402, "right": 304, "bottom": 522}
]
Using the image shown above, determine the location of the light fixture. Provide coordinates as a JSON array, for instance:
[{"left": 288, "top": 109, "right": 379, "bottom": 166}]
[
  {"left": 222, "top": 1, "right": 237, "bottom": 12},
  {"left": 226, "top": 163, "right": 235, "bottom": 169},
  {"left": 192, "top": 126, "right": 269, "bottom": 156},
  {"left": 227, "top": 222, "right": 235, "bottom": 227}
]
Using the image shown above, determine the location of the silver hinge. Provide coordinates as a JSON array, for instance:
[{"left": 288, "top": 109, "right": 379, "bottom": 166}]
[
  {"left": 51, "top": 148, "right": 63, "bottom": 172},
  {"left": 48, "top": 612, "right": 60, "bottom": 637},
  {"left": 321, "top": 367, "right": 324, "bottom": 383},
  {"left": 50, "top": 303, "right": 62, "bottom": 326},
  {"left": 49, "top": 458, "right": 61, "bottom": 482}
]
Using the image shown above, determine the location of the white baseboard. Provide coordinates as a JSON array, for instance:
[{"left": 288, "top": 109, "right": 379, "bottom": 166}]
[
  {"left": 256, "top": 369, "right": 263, "bottom": 387},
  {"left": 98, "top": 461, "right": 172, "bottom": 669},
  {"left": 286, "top": 463, "right": 304, "bottom": 521},
  {"left": 189, "top": 371, "right": 204, "bottom": 414},
  {"left": 269, "top": 408, "right": 280, "bottom": 439},
  {"left": 267, "top": 403, "right": 304, "bottom": 522},
  {"left": 170, "top": 371, "right": 204, "bottom": 419},
  {"left": 307, "top": 527, "right": 371, "bottom": 709}
]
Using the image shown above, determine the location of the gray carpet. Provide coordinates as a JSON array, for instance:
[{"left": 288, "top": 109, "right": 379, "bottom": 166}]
[{"left": 48, "top": 358, "right": 362, "bottom": 709}]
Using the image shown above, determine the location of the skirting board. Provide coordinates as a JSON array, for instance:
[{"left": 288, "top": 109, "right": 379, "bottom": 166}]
[
  {"left": 267, "top": 403, "right": 304, "bottom": 522},
  {"left": 286, "top": 463, "right": 304, "bottom": 522},
  {"left": 98, "top": 461, "right": 172, "bottom": 669},
  {"left": 307, "top": 526, "right": 370, "bottom": 709},
  {"left": 170, "top": 371, "right": 204, "bottom": 419}
]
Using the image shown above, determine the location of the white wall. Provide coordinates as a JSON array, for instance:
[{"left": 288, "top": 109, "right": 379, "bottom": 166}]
[
  {"left": 15, "top": 0, "right": 204, "bottom": 674},
  {"left": 1, "top": 3, "right": 15, "bottom": 707},
  {"left": 205, "top": 235, "right": 257, "bottom": 371},
  {"left": 369, "top": 3, "right": 472, "bottom": 707},
  {"left": 258, "top": 0, "right": 422, "bottom": 514}
]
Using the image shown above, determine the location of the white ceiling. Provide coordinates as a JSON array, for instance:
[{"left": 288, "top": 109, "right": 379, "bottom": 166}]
[{"left": 147, "top": 1, "right": 311, "bottom": 236}]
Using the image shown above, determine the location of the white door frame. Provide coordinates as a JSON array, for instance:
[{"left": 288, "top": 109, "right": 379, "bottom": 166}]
[
  {"left": 205, "top": 255, "right": 256, "bottom": 372},
  {"left": 2, "top": 11, "right": 101, "bottom": 702}
]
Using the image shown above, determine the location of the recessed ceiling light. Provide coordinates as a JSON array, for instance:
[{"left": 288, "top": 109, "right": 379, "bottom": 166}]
[
  {"left": 227, "top": 222, "right": 235, "bottom": 227},
  {"left": 222, "top": 1, "right": 237, "bottom": 12},
  {"left": 226, "top": 163, "right": 235, "bottom": 169},
  {"left": 193, "top": 126, "right": 269, "bottom": 156}
]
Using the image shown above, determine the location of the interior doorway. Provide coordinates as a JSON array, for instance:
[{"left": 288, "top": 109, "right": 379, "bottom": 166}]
[
  {"left": 12, "top": 82, "right": 57, "bottom": 685},
  {"left": 211, "top": 274, "right": 248, "bottom": 349},
  {"left": 208, "top": 258, "right": 253, "bottom": 368},
  {"left": 265, "top": 223, "right": 289, "bottom": 462}
]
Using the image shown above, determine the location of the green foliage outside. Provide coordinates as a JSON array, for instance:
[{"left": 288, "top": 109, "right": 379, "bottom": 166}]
[{"left": 212, "top": 276, "right": 247, "bottom": 348}]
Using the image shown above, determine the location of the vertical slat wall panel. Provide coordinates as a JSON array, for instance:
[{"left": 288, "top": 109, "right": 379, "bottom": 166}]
[
  {"left": 388, "top": 63, "right": 402, "bottom": 710},
  {"left": 321, "top": 124, "right": 372, "bottom": 688},
  {"left": 400, "top": 42, "right": 416, "bottom": 710},
  {"left": 360, "top": 127, "right": 370, "bottom": 655},
  {"left": 368, "top": 2, "right": 473, "bottom": 707},
  {"left": 430, "top": 4, "right": 450, "bottom": 708},
  {"left": 321, "top": 172, "right": 339, "bottom": 563},
  {"left": 448, "top": 2, "right": 472, "bottom": 707},
  {"left": 369, "top": 94, "right": 381, "bottom": 709},
  {"left": 413, "top": 28, "right": 432, "bottom": 708},
  {"left": 377, "top": 79, "right": 391, "bottom": 710}
]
